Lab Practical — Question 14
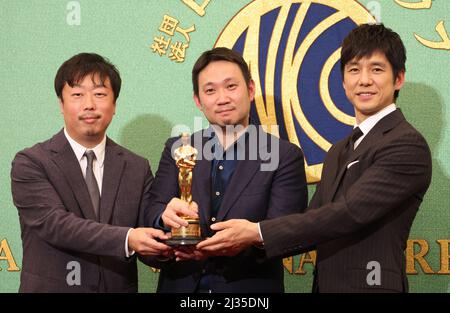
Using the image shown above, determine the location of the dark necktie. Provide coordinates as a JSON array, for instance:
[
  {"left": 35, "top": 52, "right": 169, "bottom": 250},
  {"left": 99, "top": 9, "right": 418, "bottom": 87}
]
[
  {"left": 339, "top": 127, "right": 363, "bottom": 169},
  {"left": 84, "top": 150, "right": 100, "bottom": 218}
]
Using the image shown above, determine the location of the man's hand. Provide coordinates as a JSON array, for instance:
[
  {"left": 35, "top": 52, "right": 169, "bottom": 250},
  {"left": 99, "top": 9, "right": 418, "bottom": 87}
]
[
  {"left": 196, "top": 219, "right": 262, "bottom": 256},
  {"left": 172, "top": 244, "right": 234, "bottom": 261},
  {"left": 172, "top": 245, "right": 209, "bottom": 261},
  {"left": 162, "top": 198, "right": 199, "bottom": 229},
  {"left": 128, "top": 228, "right": 173, "bottom": 256}
]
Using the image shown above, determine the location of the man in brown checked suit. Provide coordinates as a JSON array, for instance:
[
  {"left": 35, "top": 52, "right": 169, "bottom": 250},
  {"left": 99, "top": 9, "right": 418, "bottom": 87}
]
[
  {"left": 11, "top": 53, "right": 172, "bottom": 292},
  {"left": 197, "top": 24, "right": 432, "bottom": 292}
]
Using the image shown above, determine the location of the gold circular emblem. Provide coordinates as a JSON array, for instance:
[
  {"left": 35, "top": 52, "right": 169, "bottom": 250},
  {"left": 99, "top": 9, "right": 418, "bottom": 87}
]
[{"left": 216, "top": 0, "right": 375, "bottom": 182}]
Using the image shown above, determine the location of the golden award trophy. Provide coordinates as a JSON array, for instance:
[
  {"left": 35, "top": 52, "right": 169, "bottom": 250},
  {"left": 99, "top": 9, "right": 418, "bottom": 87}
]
[{"left": 165, "top": 132, "right": 202, "bottom": 246}]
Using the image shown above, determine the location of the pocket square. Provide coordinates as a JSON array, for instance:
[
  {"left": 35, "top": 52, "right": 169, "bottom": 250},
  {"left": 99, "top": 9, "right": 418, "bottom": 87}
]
[{"left": 347, "top": 160, "right": 360, "bottom": 169}]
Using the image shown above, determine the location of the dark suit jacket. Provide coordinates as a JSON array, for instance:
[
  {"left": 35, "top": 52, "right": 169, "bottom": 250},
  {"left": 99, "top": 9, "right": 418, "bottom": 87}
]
[
  {"left": 147, "top": 127, "right": 308, "bottom": 292},
  {"left": 261, "top": 110, "right": 432, "bottom": 292},
  {"left": 11, "top": 130, "right": 154, "bottom": 292}
]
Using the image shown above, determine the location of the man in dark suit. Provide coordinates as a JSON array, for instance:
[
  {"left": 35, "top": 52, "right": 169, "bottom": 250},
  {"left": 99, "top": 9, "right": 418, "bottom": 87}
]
[
  {"left": 197, "top": 24, "right": 432, "bottom": 292},
  {"left": 11, "top": 53, "right": 172, "bottom": 292},
  {"left": 147, "top": 47, "right": 308, "bottom": 292}
]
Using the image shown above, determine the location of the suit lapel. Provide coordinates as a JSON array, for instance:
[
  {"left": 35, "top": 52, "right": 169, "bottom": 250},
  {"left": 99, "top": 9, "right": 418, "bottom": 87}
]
[
  {"left": 328, "top": 140, "right": 351, "bottom": 202},
  {"left": 100, "top": 139, "right": 125, "bottom": 224},
  {"left": 216, "top": 129, "right": 265, "bottom": 221},
  {"left": 322, "top": 141, "right": 346, "bottom": 203},
  {"left": 328, "top": 109, "right": 405, "bottom": 200},
  {"left": 352, "top": 109, "right": 404, "bottom": 162},
  {"left": 190, "top": 132, "right": 212, "bottom": 234},
  {"left": 192, "top": 156, "right": 212, "bottom": 234},
  {"left": 50, "top": 130, "right": 97, "bottom": 220},
  {"left": 217, "top": 158, "right": 260, "bottom": 221}
]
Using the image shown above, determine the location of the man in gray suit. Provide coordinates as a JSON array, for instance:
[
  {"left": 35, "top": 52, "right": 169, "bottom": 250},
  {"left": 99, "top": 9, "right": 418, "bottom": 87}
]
[
  {"left": 197, "top": 24, "right": 432, "bottom": 292},
  {"left": 11, "top": 53, "right": 172, "bottom": 292}
]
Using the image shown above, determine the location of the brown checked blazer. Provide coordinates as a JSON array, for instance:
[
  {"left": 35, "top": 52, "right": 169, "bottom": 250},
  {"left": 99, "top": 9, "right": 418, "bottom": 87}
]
[
  {"left": 11, "top": 129, "right": 153, "bottom": 292},
  {"left": 261, "top": 110, "right": 432, "bottom": 292}
]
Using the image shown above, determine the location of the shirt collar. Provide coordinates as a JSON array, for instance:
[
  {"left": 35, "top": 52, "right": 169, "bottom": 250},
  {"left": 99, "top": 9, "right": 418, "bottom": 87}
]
[
  {"left": 207, "top": 125, "right": 249, "bottom": 154},
  {"left": 355, "top": 103, "right": 397, "bottom": 136},
  {"left": 64, "top": 128, "right": 106, "bottom": 167}
]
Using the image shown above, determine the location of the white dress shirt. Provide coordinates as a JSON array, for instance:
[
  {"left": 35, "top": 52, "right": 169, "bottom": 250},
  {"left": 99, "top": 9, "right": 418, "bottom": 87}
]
[
  {"left": 353, "top": 103, "right": 397, "bottom": 149},
  {"left": 64, "top": 128, "right": 105, "bottom": 194},
  {"left": 64, "top": 129, "right": 134, "bottom": 257}
]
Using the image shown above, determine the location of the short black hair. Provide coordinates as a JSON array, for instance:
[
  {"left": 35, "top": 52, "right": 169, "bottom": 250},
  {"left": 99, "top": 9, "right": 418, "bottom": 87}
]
[
  {"left": 192, "top": 47, "right": 251, "bottom": 96},
  {"left": 54, "top": 53, "right": 121, "bottom": 101},
  {"left": 340, "top": 23, "right": 406, "bottom": 99}
]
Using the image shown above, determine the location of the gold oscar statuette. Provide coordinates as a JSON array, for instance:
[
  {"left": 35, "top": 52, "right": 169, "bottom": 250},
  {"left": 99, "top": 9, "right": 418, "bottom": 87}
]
[{"left": 165, "top": 132, "right": 202, "bottom": 246}]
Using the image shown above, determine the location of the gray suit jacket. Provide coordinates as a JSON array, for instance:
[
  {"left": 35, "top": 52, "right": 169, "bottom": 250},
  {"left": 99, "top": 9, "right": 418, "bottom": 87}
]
[
  {"left": 11, "top": 130, "right": 153, "bottom": 292},
  {"left": 261, "top": 110, "right": 432, "bottom": 292}
]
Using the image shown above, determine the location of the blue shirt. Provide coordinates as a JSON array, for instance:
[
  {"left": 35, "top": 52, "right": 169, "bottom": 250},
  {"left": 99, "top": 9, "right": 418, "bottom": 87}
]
[
  {"left": 209, "top": 135, "right": 241, "bottom": 219},
  {"left": 197, "top": 130, "right": 248, "bottom": 292},
  {"left": 154, "top": 129, "right": 249, "bottom": 292}
]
